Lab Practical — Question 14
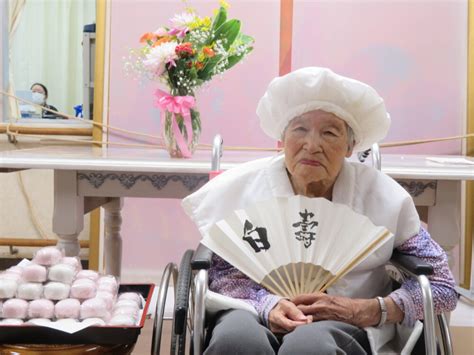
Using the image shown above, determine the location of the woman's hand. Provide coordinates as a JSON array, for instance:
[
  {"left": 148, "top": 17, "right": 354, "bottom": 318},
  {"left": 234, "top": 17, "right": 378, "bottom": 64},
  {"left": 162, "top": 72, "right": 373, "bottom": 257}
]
[
  {"left": 292, "top": 292, "right": 381, "bottom": 328},
  {"left": 268, "top": 299, "right": 312, "bottom": 333}
]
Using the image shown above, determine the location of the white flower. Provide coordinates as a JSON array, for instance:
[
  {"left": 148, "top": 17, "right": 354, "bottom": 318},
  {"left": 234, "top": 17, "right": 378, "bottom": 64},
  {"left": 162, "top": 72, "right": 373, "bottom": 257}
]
[
  {"left": 170, "top": 12, "right": 196, "bottom": 28},
  {"left": 143, "top": 41, "right": 178, "bottom": 77}
]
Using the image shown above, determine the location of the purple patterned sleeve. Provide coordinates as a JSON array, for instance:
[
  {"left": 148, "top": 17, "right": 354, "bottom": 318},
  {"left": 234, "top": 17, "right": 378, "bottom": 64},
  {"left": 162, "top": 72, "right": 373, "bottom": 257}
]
[
  {"left": 389, "top": 227, "right": 458, "bottom": 327},
  {"left": 208, "top": 254, "right": 282, "bottom": 325}
]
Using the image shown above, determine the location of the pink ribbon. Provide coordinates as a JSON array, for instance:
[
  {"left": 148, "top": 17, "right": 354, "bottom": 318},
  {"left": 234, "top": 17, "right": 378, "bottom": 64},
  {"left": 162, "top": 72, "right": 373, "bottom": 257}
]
[{"left": 154, "top": 89, "right": 196, "bottom": 158}]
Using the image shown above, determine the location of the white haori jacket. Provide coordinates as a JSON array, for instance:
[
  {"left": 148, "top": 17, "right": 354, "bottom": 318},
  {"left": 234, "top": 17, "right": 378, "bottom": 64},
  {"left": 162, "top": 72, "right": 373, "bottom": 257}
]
[{"left": 182, "top": 153, "right": 422, "bottom": 354}]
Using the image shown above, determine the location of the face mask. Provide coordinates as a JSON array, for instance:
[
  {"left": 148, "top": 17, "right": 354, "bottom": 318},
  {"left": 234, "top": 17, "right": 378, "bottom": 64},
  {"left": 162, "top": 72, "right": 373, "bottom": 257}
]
[{"left": 32, "top": 92, "right": 45, "bottom": 105}]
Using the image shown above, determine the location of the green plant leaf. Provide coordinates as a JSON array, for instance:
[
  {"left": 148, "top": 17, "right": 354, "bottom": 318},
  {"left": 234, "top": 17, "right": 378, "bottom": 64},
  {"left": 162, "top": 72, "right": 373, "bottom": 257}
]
[
  {"left": 239, "top": 34, "right": 254, "bottom": 46},
  {"left": 212, "top": 7, "right": 227, "bottom": 32},
  {"left": 198, "top": 54, "right": 224, "bottom": 81},
  {"left": 225, "top": 46, "right": 253, "bottom": 70},
  {"left": 214, "top": 19, "right": 241, "bottom": 50}
]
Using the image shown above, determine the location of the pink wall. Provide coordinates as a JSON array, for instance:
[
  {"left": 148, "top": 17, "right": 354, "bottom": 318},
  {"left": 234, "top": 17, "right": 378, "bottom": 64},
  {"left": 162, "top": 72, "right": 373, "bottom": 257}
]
[
  {"left": 108, "top": 0, "right": 468, "bottom": 271},
  {"left": 292, "top": 0, "right": 467, "bottom": 154}
]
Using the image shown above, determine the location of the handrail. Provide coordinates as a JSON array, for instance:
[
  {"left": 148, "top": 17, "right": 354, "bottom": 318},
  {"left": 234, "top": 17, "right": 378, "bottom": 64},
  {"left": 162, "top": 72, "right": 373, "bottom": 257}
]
[{"left": 0, "top": 238, "right": 89, "bottom": 248}]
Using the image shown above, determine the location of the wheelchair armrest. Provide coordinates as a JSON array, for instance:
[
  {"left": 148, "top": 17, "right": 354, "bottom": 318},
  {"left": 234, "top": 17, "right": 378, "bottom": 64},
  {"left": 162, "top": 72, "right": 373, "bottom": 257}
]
[
  {"left": 390, "top": 250, "right": 433, "bottom": 276},
  {"left": 191, "top": 244, "right": 213, "bottom": 270}
]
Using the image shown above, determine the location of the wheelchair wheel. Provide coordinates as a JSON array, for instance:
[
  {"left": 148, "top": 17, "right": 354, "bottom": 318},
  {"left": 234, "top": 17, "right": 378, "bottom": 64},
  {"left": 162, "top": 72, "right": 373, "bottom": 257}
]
[
  {"left": 151, "top": 262, "right": 178, "bottom": 355},
  {"left": 171, "top": 249, "right": 194, "bottom": 355}
]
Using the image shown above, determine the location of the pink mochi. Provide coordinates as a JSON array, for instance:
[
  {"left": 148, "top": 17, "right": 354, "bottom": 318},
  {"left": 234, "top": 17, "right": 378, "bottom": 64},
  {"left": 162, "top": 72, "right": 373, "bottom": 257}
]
[
  {"left": 16, "top": 282, "right": 43, "bottom": 300},
  {"left": 48, "top": 264, "right": 76, "bottom": 284},
  {"left": 60, "top": 257, "right": 82, "bottom": 272},
  {"left": 22, "top": 264, "right": 47, "bottom": 282},
  {"left": 0, "top": 272, "right": 22, "bottom": 282},
  {"left": 80, "top": 298, "right": 109, "bottom": 319},
  {"left": 108, "top": 314, "right": 136, "bottom": 326},
  {"left": 28, "top": 299, "right": 55, "bottom": 319},
  {"left": 118, "top": 292, "right": 142, "bottom": 307},
  {"left": 0, "top": 278, "right": 18, "bottom": 298},
  {"left": 97, "top": 276, "right": 118, "bottom": 293},
  {"left": 1, "top": 318, "right": 24, "bottom": 325},
  {"left": 114, "top": 300, "right": 139, "bottom": 312},
  {"left": 2, "top": 299, "right": 28, "bottom": 319},
  {"left": 113, "top": 306, "right": 138, "bottom": 321},
  {"left": 33, "top": 247, "right": 64, "bottom": 266},
  {"left": 70, "top": 279, "right": 97, "bottom": 299},
  {"left": 6, "top": 266, "right": 24, "bottom": 276},
  {"left": 75, "top": 270, "right": 99, "bottom": 282},
  {"left": 95, "top": 291, "right": 116, "bottom": 311},
  {"left": 43, "top": 282, "right": 70, "bottom": 300},
  {"left": 55, "top": 298, "right": 81, "bottom": 319}
]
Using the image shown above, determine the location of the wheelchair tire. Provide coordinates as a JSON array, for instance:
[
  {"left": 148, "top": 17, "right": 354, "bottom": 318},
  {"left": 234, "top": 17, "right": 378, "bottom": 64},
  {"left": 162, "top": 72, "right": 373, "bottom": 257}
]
[{"left": 171, "top": 249, "right": 194, "bottom": 355}]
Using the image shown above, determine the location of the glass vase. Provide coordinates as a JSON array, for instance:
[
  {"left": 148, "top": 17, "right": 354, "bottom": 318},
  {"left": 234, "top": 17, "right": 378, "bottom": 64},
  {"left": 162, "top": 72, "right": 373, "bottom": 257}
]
[{"left": 162, "top": 107, "right": 201, "bottom": 158}]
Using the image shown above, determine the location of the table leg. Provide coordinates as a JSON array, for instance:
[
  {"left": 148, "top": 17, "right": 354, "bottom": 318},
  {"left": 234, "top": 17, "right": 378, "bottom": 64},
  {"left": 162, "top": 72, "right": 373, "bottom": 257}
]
[
  {"left": 104, "top": 198, "right": 123, "bottom": 278},
  {"left": 53, "top": 170, "right": 84, "bottom": 256}
]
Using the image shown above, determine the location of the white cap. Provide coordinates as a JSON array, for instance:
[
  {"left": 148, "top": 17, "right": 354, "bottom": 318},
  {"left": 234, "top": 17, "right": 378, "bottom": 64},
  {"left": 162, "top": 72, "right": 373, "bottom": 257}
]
[{"left": 256, "top": 67, "right": 390, "bottom": 151}]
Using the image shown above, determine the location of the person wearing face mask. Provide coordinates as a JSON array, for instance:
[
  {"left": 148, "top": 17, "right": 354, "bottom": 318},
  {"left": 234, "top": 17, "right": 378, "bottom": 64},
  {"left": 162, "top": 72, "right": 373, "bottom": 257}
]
[{"left": 30, "top": 83, "right": 60, "bottom": 119}]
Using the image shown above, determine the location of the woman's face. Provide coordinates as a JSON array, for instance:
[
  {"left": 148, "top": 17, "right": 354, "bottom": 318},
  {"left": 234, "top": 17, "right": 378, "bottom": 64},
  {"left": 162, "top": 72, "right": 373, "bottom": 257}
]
[
  {"left": 31, "top": 85, "right": 46, "bottom": 98},
  {"left": 283, "top": 110, "right": 353, "bottom": 194}
]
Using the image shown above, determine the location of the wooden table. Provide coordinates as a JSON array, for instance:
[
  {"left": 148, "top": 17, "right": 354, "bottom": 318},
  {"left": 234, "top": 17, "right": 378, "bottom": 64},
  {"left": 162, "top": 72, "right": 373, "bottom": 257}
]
[{"left": 0, "top": 146, "right": 473, "bottom": 279}]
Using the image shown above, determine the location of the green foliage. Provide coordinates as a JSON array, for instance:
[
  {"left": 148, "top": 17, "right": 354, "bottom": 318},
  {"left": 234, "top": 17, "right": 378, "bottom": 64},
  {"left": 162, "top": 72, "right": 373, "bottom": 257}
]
[
  {"left": 213, "top": 19, "right": 241, "bottom": 50},
  {"left": 212, "top": 7, "right": 227, "bottom": 32},
  {"left": 198, "top": 54, "right": 224, "bottom": 81}
]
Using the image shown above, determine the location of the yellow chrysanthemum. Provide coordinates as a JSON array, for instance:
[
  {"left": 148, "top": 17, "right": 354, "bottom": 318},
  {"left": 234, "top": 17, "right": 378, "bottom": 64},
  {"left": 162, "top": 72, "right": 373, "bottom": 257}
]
[
  {"left": 219, "top": 0, "right": 230, "bottom": 10},
  {"left": 189, "top": 16, "right": 212, "bottom": 30}
]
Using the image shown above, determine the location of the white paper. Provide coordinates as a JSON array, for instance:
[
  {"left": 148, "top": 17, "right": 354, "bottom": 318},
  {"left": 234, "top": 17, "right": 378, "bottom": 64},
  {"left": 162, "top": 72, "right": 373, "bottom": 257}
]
[
  {"left": 17, "top": 258, "right": 32, "bottom": 267},
  {"left": 426, "top": 157, "right": 474, "bottom": 165},
  {"left": 26, "top": 313, "right": 143, "bottom": 334},
  {"left": 28, "top": 319, "right": 93, "bottom": 334}
]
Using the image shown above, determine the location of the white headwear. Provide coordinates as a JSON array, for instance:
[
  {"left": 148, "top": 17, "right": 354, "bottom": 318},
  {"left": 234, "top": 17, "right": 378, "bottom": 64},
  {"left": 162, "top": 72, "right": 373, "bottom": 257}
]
[{"left": 256, "top": 67, "right": 390, "bottom": 152}]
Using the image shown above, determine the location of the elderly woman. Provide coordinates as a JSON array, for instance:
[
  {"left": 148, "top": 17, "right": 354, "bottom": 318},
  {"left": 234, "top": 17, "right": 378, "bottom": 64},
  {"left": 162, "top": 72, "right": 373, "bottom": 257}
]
[{"left": 182, "top": 67, "right": 457, "bottom": 354}]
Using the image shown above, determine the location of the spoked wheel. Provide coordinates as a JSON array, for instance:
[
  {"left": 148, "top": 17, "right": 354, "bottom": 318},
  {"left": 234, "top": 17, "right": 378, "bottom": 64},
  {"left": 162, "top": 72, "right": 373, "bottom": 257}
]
[{"left": 151, "top": 262, "right": 178, "bottom": 355}]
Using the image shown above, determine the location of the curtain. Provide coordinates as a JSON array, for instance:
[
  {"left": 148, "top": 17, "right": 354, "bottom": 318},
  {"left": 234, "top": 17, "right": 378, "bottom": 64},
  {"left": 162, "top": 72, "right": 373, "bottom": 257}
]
[
  {"left": 11, "top": 0, "right": 95, "bottom": 117},
  {"left": 7, "top": 0, "right": 26, "bottom": 120}
]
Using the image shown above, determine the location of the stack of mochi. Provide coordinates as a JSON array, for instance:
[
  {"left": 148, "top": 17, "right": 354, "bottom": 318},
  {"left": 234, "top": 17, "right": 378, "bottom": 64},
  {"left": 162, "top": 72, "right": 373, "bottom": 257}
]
[{"left": 0, "top": 246, "right": 143, "bottom": 327}]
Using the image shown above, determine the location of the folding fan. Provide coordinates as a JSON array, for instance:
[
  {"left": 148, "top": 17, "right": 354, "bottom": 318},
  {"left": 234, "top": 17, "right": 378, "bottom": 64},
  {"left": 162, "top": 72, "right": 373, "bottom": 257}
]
[{"left": 202, "top": 195, "right": 393, "bottom": 298}]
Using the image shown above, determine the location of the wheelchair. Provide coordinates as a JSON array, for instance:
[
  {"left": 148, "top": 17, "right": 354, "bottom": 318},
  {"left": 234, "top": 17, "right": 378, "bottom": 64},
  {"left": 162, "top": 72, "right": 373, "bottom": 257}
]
[{"left": 152, "top": 138, "right": 454, "bottom": 355}]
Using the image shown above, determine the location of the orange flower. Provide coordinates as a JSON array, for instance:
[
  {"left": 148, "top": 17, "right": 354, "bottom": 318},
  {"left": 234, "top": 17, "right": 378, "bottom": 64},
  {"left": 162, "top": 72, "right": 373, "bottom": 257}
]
[
  {"left": 195, "top": 61, "right": 204, "bottom": 70},
  {"left": 139, "top": 32, "right": 157, "bottom": 43},
  {"left": 203, "top": 47, "right": 215, "bottom": 58},
  {"left": 152, "top": 37, "right": 172, "bottom": 47}
]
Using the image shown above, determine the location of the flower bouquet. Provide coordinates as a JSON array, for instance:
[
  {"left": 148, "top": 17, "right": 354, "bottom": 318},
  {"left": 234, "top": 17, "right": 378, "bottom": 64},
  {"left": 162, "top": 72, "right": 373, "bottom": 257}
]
[{"left": 127, "top": 1, "right": 254, "bottom": 157}]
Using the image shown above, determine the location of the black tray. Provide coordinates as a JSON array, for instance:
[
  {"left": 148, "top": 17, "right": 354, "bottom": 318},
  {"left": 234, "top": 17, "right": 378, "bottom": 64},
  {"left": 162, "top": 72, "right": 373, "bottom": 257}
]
[{"left": 0, "top": 283, "right": 155, "bottom": 345}]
